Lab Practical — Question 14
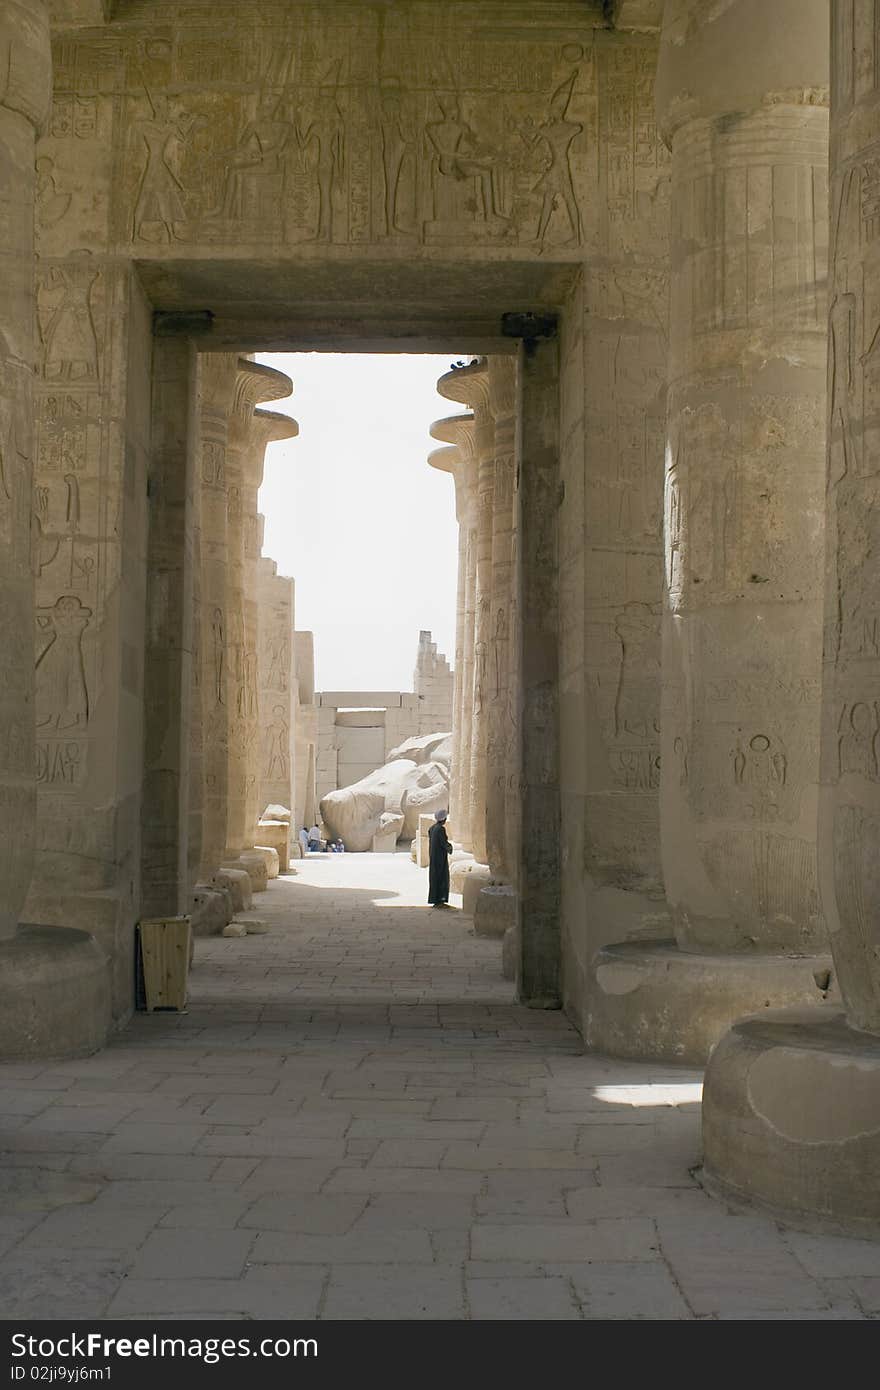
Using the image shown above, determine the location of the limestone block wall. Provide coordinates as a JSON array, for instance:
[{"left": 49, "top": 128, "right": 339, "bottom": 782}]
[
  {"left": 257, "top": 556, "right": 294, "bottom": 819},
  {"left": 314, "top": 632, "right": 452, "bottom": 816},
  {"left": 413, "top": 630, "right": 454, "bottom": 737},
  {"left": 293, "top": 630, "right": 317, "bottom": 828}
]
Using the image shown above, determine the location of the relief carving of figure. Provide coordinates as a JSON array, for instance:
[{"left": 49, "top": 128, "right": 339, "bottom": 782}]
[
  {"left": 265, "top": 705, "right": 290, "bottom": 779},
  {"left": 518, "top": 70, "right": 583, "bottom": 248},
  {"left": 211, "top": 94, "right": 291, "bottom": 225},
  {"left": 133, "top": 93, "right": 200, "bottom": 242},
  {"left": 35, "top": 156, "right": 71, "bottom": 228},
  {"left": 35, "top": 594, "right": 91, "bottom": 732},
  {"left": 294, "top": 72, "right": 345, "bottom": 243},
  {"left": 425, "top": 93, "right": 503, "bottom": 228},
  {"left": 40, "top": 262, "right": 99, "bottom": 383},
  {"left": 379, "top": 77, "right": 416, "bottom": 236}
]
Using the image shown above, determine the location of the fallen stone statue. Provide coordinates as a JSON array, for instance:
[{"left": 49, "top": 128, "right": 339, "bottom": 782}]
[{"left": 319, "top": 732, "right": 452, "bottom": 853}]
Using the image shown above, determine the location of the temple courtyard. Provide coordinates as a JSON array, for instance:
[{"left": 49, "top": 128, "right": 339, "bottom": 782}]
[{"left": 0, "top": 853, "right": 877, "bottom": 1322}]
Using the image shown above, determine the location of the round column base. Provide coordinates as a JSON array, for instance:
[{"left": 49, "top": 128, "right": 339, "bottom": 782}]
[
  {"left": 190, "top": 884, "right": 234, "bottom": 937},
  {"left": 461, "top": 864, "right": 492, "bottom": 915},
  {"left": 585, "top": 940, "right": 834, "bottom": 1066},
  {"left": 238, "top": 851, "right": 269, "bottom": 893},
  {"left": 473, "top": 884, "right": 516, "bottom": 938},
  {"left": 0, "top": 926, "right": 111, "bottom": 1061},
  {"left": 252, "top": 846, "right": 280, "bottom": 880},
  {"left": 216, "top": 867, "right": 253, "bottom": 912},
  {"left": 702, "top": 1006, "right": 880, "bottom": 1234}
]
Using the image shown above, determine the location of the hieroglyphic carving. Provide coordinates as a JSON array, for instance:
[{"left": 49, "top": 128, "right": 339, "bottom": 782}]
[
  {"left": 35, "top": 155, "right": 71, "bottom": 227},
  {"left": 837, "top": 701, "right": 880, "bottom": 779},
  {"left": 34, "top": 595, "right": 90, "bottom": 732},
  {"left": 37, "top": 263, "right": 100, "bottom": 383},
  {"left": 132, "top": 92, "right": 202, "bottom": 242},
  {"left": 378, "top": 77, "right": 417, "bottom": 237},
  {"left": 107, "top": 17, "right": 595, "bottom": 254},
  {"left": 211, "top": 607, "right": 224, "bottom": 706},
  {"left": 264, "top": 704, "right": 290, "bottom": 781}
]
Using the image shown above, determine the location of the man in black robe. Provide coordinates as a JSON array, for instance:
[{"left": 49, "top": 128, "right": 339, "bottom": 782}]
[{"left": 428, "top": 809, "right": 452, "bottom": 907}]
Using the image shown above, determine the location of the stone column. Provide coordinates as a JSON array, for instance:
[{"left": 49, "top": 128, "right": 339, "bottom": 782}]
[
  {"left": 140, "top": 335, "right": 198, "bottom": 918},
  {"left": 222, "top": 362, "right": 292, "bottom": 892},
  {"left": 516, "top": 334, "right": 561, "bottom": 1008},
  {"left": 472, "top": 355, "right": 519, "bottom": 943},
  {"left": 0, "top": 0, "right": 109, "bottom": 1058},
  {"left": 486, "top": 356, "right": 517, "bottom": 881},
  {"left": 428, "top": 402, "right": 477, "bottom": 852},
  {"left": 440, "top": 362, "right": 493, "bottom": 865},
  {"left": 258, "top": 557, "right": 294, "bottom": 818},
  {"left": 703, "top": 0, "right": 880, "bottom": 1232},
  {"left": 196, "top": 353, "right": 238, "bottom": 885},
  {"left": 241, "top": 403, "right": 296, "bottom": 883},
  {"left": 588, "top": 0, "right": 834, "bottom": 1064}
]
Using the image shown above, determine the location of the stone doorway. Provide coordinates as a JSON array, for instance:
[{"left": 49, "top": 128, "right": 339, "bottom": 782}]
[{"left": 131, "top": 273, "right": 566, "bottom": 1025}]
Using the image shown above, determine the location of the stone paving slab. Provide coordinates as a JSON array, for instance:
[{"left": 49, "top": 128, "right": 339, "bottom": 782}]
[{"left": 0, "top": 854, "right": 878, "bottom": 1320}]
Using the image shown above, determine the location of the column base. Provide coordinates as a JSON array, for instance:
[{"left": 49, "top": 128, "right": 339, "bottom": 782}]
[
  {"left": 252, "top": 846, "right": 280, "bottom": 880},
  {"left": 216, "top": 866, "right": 253, "bottom": 912},
  {"left": 256, "top": 820, "right": 290, "bottom": 872},
  {"left": 449, "top": 852, "right": 475, "bottom": 893},
  {"left": 0, "top": 926, "right": 111, "bottom": 1061},
  {"left": 190, "top": 884, "right": 234, "bottom": 937},
  {"left": 238, "top": 851, "right": 269, "bottom": 892},
  {"left": 702, "top": 1006, "right": 880, "bottom": 1234},
  {"left": 474, "top": 884, "right": 517, "bottom": 938},
  {"left": 461, "top": 864, "right": 492, "bottom": 915},
  {"left": 585, "top": 940, "right": 834, "bottom": 1066}
]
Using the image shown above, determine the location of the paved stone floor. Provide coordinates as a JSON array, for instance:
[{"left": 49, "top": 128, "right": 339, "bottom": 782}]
[{"left": 1, "top": 852, "right": 879, "bottom": 1321}]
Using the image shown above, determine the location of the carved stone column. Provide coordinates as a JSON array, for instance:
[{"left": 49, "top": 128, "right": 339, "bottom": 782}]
[
  {"left": 472, "top": 356, "right": 519, "bottom": 945},
  {"left": 588, "top": 0, "right": 834, "bottom": 1064},
  {"left": 428, "top": 400, "right": 477, "bottom": 852},
  {"left": 257, "top": 556, "right": 295, "bottom": 817},
  {"left": 196, "top": 353, "right": 238, "bottom": 885},
  {"left": 439, "top": 361, "right": 493, "bottom": 865},
  {"left": 141, "top": 335, "right": 198, "bottom": 919},
  {"left": 242, "top": 407, "right": 297, "bottom": 856},
  {"left": 516, "top": 335, "right": 561, "bottom": 1007},
  {"left": 485, "top": 356, "right": 517, "bottom": 880},
  {"left": 703, "top": 0, "right": 880, "bottom": 1232},
  {"left": 0, "top": 0, "right": 109, "bottom": 1058},
  {"left": 221, "top": 360, "right": 291, "bottom": 892}
]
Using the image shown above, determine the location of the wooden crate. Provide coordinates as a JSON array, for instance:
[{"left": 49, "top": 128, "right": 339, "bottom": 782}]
[{"left": 139, "top": 916, "right": 192, "bottom": 1012}]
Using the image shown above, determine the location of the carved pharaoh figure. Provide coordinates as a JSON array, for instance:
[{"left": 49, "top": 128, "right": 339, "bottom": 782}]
[
  {"left": 34, "top": 594, "right": 91, "bottom": 732},
  {"left": 132, "top": 94, "right": 198, "bottom": 242},
  {"left": 40, "top": 263, "right": 99, "bottom": 382}
]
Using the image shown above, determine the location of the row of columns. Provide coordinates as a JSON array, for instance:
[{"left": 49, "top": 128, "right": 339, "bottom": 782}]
[
  {"left": 588, "top": 0, "right": 878, "bottom": 1229},
  {"left": 187, "top": 356, "right": 298, "bottom": 911}
]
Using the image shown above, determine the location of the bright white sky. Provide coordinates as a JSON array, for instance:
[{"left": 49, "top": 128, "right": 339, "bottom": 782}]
[{"left": 257, "top": 353, "right": 460, "bottom": 692}]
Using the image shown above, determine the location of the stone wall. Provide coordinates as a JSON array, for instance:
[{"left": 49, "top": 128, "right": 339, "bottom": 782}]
[{"left": 315, "top": 631, "right": 453, "bottom": 814}]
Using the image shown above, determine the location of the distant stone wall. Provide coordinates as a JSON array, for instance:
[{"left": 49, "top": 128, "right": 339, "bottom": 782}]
[{"left": 315, "top": 632, "right": 453, "bottom": 808}]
